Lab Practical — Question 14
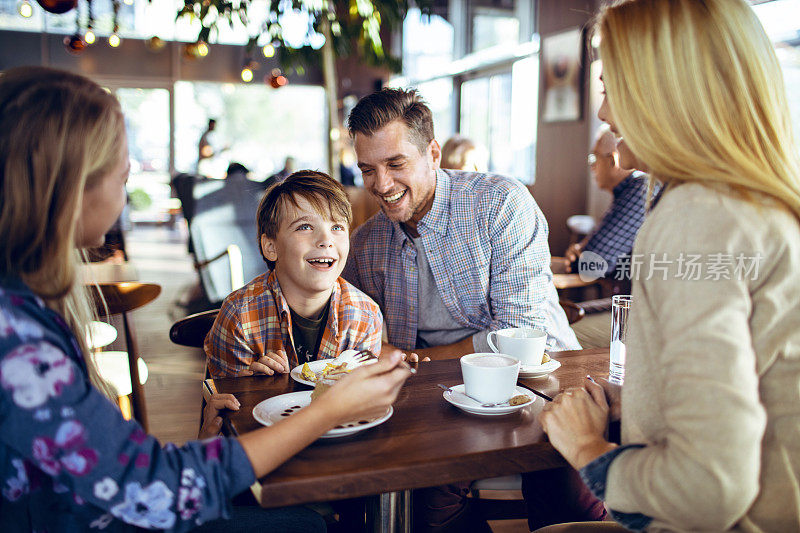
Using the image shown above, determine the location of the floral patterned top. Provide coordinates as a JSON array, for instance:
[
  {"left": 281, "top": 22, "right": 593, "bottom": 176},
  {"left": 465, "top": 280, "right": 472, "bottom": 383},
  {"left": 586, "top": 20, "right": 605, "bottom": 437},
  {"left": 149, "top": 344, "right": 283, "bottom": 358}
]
[{"left": 0, "top": 277, "right": 255, "bottom": 532}]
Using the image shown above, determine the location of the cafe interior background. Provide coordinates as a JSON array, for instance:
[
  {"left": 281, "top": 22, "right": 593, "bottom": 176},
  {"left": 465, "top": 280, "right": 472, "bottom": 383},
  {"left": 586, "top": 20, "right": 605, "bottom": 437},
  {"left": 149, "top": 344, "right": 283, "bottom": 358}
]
[{"left": 0, "top": 0, "right": 798, "bottom": 529}]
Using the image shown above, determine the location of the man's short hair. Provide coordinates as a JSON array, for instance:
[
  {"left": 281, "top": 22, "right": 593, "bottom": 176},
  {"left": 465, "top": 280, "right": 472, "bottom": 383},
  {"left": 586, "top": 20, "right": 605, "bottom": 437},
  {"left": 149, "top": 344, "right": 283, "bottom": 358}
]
[
  {"left": 347, "top": 88, "right": 434, "bottom": 154},
  {"left": 256, "top": 170, "right": 353, "bottom": 267}
]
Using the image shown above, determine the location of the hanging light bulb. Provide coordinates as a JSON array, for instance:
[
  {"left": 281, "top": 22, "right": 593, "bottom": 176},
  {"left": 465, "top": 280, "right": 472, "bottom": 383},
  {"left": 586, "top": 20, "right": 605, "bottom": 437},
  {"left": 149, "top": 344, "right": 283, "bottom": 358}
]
[
  {"left": 108, "top": 33, "right": 121, "bottom": 47},
  {"left": 241, "top": 67, "right": 254, "bottom": 83},
  {"left": 17, "top": 0, "right": 33, "bottom": 18},
  {"left": 196, "top": 41, "right": 209, "bottom": 57},
  {"left": 37, "top": 0, "right": 77, "bottom": 14},
  {"left": 122, "top": 0, "right": 132, "bottom": 4},
  {"left": 63, "top": 33, "right": 86, "bottom": 54},
  {"left": 262, "top": 44, "right": 275, "bottom": 58},
  {"left": 84, "top": 29, "right": 96, "bottom": 44},
  {"left": 146, "top": 36, "right": 165, "bottom": 52}
]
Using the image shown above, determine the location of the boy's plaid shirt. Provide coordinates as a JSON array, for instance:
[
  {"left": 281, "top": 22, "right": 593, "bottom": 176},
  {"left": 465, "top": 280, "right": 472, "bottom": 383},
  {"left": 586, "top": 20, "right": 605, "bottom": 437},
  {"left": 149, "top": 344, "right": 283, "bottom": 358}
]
[
  {"left": 205, "top": 270, "right": 383, "bottom": 377},
  {"left": 343, "top": 169, "right": 580, "bottom": 352}
]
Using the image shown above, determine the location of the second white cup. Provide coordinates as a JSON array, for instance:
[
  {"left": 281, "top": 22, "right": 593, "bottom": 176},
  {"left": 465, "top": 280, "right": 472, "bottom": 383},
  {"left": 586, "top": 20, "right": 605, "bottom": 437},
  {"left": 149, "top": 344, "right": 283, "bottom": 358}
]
[{"left": 487, "top": 327, "right": 547, "bottom": 366}]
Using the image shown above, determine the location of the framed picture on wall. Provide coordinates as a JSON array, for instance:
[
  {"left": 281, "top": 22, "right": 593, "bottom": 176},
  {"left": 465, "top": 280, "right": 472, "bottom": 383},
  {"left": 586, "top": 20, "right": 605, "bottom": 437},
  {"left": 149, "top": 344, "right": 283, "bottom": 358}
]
[{"left": 541, "top": 28, "right": 584, "bottom": 122}]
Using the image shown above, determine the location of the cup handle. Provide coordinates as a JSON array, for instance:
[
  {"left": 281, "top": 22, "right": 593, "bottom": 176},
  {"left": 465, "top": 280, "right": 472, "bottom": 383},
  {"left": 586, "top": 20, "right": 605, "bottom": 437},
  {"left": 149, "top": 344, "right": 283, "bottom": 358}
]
[{"left": 487, "top": 331, "right": 499, "bottom": 353}]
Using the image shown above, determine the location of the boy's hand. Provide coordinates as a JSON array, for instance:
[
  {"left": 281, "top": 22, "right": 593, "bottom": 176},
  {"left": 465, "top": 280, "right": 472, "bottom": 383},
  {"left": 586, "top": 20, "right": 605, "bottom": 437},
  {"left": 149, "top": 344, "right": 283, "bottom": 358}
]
[{"left": 249, "top": 350, "right": 290, "bottom": 375}]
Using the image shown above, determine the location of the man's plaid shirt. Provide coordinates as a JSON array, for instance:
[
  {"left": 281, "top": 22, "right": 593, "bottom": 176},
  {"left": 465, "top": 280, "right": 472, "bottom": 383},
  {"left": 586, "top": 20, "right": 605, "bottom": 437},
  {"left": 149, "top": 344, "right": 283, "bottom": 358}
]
[
  {"left": 343, "top": 169, "right": 580, "bottom": 352},
  {"left": 204, "top": 270, "right": 383, "bottom": 377}
]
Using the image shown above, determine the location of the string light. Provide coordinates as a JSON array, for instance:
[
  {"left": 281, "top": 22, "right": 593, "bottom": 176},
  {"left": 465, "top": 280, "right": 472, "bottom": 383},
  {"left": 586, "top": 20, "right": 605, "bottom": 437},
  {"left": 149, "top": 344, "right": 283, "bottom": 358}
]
[
  {"left": 17, "top": 0, "right": 33, "bottom": 18},
  {"left": 262, "top": 44, "right": 275, "bottom": 58},
  {"left": 84, "top": 29, "right": 96, "bottom": 44},
  {"left": 108, "top": 33, "right": 121, "bottom": 47},
  {"left": 196, "top": 41, "right": 209, "bottom": 57},
  {"left": 241, "top": 67, "right": 254, "bottom": 83}
]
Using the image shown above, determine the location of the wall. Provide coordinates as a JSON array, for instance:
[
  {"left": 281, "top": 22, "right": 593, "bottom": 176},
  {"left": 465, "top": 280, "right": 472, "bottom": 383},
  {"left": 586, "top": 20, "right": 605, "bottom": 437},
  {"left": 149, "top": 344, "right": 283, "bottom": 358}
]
[{"left": 533, "top": 0, "right": 600, "bottom": 255}]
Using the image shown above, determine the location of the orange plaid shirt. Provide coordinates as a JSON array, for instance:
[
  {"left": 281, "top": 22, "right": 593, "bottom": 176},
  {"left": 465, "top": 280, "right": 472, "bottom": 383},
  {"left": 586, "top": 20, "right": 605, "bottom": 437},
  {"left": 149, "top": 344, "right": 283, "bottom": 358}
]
[{"left": 205, "top": 270, "right": 383, "bottom": 377}]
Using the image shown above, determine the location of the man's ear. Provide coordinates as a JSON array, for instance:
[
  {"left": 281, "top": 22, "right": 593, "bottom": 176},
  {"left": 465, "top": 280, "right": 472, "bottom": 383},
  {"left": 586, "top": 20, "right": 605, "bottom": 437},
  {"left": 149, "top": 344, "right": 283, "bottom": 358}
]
[
  {"left": 429, "top": 139, "right": 442, "bottom": 170},
  {"left": 260, "top": 234, "right": 278, "bottom": 262}
]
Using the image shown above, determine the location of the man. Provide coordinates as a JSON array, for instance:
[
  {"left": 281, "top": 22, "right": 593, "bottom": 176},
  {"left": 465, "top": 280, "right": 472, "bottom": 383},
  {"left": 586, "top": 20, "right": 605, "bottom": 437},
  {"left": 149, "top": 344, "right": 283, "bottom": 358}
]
[
  {"left": 343, "top": 88, "right": 579, "bottom": 361},
  {"left": 565, "top": 127, "right": 659, "bottom": 348},
  {"left": 342, "top": 88, "right": 595, "bottom": 532},
  {"left": 564, "top": 126, "right": 655, "bottom": 280}
]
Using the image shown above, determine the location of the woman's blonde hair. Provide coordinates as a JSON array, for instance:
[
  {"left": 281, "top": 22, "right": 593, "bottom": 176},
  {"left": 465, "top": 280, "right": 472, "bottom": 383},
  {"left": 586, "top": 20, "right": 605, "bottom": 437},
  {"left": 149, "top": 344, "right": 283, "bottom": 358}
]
[
  {"left": 596, "top": 0, "right": 800, "bottom": 219},
  {"left": 0, "top": 67, "right": 125, "bottom": 399}
]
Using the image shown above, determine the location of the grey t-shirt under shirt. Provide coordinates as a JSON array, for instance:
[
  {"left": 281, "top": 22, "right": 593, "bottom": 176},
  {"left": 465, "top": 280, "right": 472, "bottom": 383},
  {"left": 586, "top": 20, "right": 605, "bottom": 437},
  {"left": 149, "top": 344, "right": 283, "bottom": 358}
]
[{"left": 410, "top": 234, "right": 491, "bottom": 352}]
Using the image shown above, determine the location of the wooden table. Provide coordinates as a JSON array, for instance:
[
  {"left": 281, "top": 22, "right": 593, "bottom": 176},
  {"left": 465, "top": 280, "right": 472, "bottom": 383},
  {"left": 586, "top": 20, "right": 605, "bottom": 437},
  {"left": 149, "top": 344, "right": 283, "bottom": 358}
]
[
  {"left": 80, "top": 261, "right": 139, "bottom": 284},
  {"left": 552, "top": 273, "right": 599, "bottom": 290},
  {"left": 207, "top": 348, "right": 610, "bottom": 532}
]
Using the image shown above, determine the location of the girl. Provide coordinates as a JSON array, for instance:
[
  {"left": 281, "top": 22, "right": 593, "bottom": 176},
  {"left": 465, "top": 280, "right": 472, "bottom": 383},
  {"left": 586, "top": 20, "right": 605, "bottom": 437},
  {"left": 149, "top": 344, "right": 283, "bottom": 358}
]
[{"left": 0, "top": 66, "right": 411, "bottom": 532}]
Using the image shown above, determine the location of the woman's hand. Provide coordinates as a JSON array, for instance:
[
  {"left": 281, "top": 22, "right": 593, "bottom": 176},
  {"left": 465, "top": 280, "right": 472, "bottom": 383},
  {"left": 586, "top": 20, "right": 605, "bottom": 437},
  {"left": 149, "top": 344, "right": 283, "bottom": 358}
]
[
  {"left": 539, "top": 386, "right": 616, "bottom": 470},
  {"left": 318, "top": 352, "right": 412, "bottom": 426},
  {"left": 587, "top": 375, "right": 621, "bottom": 422},
  {"left": 198, "top": 393, "right": 240, "bottom": 439}
]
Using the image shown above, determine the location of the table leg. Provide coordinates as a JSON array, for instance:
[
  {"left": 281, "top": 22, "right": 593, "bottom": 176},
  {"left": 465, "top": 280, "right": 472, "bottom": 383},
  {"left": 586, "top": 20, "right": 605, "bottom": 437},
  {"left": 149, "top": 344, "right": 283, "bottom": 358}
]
[{"left": 367, "top": 490, "right": 412, "bottom": 533}]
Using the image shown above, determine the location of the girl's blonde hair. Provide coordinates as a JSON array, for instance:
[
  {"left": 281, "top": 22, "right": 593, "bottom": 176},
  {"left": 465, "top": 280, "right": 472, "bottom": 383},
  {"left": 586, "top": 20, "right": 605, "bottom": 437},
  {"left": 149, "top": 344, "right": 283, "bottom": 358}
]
[
  {"left": 0, "top": 67, "right": 125, "bottom": 399},
  {"left": 596, "top": 0, "right": 800, "bottom": 219}
]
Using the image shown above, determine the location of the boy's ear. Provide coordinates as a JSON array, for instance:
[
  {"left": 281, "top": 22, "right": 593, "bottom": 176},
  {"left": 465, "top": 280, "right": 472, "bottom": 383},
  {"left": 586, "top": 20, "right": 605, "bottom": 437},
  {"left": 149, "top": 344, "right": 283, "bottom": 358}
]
[{"left": 260, "top": 234, "right": 278, "bottom": 262}]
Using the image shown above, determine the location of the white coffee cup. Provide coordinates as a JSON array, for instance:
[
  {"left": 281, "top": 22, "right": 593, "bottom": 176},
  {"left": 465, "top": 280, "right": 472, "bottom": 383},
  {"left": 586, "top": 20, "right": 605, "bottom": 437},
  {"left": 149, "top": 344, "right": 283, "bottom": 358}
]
[
  {"left": 460, "top": 353, "right": 520, "bottom": 405},
  {"left": 487, "top": 327, "right": 547, "bottom": 366}
]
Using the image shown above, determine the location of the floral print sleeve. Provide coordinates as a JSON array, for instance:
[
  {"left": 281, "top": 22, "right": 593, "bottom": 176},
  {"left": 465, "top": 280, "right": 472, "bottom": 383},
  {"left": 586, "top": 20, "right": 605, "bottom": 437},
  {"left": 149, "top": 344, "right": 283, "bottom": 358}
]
[{"left": 0, "top": 283, "right": 255, "bottom": 532}]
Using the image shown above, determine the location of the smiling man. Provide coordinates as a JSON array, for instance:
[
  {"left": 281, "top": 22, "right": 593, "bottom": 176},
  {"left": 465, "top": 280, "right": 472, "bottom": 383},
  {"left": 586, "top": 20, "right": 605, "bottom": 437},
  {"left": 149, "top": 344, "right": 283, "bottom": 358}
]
[
  {"left": 342, "top": 88, "right": 588, "bottom": 533},
  {"left": 343, "top": 88, "right": 579, "bottom": 362}
]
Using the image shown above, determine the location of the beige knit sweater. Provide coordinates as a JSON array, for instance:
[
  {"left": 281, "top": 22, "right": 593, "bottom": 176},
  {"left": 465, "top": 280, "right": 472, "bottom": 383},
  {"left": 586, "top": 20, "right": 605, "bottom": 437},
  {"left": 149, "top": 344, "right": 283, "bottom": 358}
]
[{"left": 605, "top": 182, "right": 800, "bottom": 532}]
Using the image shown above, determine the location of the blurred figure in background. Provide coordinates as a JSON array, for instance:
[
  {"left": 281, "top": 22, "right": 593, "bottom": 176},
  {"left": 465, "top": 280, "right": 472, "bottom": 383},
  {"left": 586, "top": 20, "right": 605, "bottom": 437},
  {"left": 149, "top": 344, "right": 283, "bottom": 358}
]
[
  {"left": 440, "top": 135, "right": 489, "bottom": 172},
  {"left": 265, "top": 156, "right": 297, "bottom": 189}
]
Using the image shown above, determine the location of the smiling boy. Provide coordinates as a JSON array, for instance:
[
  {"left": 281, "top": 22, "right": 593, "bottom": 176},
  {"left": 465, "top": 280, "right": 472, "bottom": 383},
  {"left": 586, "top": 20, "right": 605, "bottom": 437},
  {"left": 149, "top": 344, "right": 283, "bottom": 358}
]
[{"left": 204, "top": 170, "right": 383, "bottom": 378}]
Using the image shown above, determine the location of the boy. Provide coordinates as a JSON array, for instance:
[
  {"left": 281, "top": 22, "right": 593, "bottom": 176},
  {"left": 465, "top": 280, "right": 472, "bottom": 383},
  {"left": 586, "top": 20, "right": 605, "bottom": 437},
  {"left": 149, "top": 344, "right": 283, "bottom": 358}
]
[{"left": 205, "top": 170, "right": 383, "bottom": 378}]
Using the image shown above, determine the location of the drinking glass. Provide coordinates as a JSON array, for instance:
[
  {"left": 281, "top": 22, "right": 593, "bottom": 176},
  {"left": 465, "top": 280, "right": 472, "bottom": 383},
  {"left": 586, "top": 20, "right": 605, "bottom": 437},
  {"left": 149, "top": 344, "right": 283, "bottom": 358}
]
[{"left": 610, "top": 295, "right": 631, "bottom": 384}]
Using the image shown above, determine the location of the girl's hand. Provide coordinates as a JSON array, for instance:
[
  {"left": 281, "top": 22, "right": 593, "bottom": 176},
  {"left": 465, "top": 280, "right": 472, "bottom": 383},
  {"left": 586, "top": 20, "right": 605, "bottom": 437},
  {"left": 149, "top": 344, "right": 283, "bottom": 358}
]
[
  {"left": 199, "top": 393, "right": 240, "bottom": 439},
  {"left": 539, "top": 387, "right": 615, "bottom": 470},
  {"left": 319, "top": 353, "right": 412, "bottom": 426}
]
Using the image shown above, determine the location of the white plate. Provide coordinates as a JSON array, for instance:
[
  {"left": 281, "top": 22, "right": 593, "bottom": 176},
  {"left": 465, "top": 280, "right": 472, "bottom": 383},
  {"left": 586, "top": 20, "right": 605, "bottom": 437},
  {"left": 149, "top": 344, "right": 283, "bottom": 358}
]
[
  {"left": 290, "top": 359, "right": 334, "bottom": 387},
  {"left": 518, "top": 358, "right": 561, "bottom": 378},
  {"left": 442, "top": 384, "right": 540, "bottom": 416},
  {"left": 252, "top": 391, "right": 393, "bottom": 438}
]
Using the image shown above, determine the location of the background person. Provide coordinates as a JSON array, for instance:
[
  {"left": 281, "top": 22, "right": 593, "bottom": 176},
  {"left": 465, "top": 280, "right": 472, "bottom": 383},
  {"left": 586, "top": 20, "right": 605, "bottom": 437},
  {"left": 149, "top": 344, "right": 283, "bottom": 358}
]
[
  {"left": 439, "top": 135, "right": 489, "bottom": 172},
  {"left": 538, "top": 1, "right": 800, "bottom": 531},
  {"left": 0, "top": 66, "right": 411, "bottom": 532}
]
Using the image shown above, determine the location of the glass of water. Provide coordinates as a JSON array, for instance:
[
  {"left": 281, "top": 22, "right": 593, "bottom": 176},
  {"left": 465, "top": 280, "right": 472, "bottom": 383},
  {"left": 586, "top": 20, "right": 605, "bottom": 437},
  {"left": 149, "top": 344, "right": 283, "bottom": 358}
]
[{"left": 610, "top": 295, "right": 631, "bottom": 384}]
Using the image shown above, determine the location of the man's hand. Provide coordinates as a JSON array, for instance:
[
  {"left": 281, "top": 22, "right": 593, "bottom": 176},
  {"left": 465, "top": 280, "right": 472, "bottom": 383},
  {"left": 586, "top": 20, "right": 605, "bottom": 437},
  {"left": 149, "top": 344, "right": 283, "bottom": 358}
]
[
  {"left": 241, "top": 350, "right": 290, "bottom": 376},
  {"left": 199, "top": 393, "right": 240, "bottom": 439},
  {"left": 564, "top": 243, "right": 583, "bottom": 273},
  {"left": 379, "top": 342, "right": 429, "bottom": 363}
]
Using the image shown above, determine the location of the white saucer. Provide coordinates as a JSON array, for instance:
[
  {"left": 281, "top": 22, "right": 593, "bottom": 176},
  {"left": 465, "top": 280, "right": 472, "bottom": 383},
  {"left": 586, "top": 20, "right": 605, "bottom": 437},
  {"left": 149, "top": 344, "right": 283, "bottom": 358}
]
[
  {"left": 518, "top": 358, "right": 561, "bottom": 378},
  {"left": 253, "top": 391, "right": 392, "bottom": 438},
  {"left": 442, "top": 384, "right": 541, "bottom": 416}
]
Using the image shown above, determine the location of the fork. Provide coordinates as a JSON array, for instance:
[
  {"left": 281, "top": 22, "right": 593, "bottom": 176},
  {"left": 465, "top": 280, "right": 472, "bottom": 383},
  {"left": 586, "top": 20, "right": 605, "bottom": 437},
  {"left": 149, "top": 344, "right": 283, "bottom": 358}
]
[{"left": 333, "top": 349, "right": 376, "bottom": 367}]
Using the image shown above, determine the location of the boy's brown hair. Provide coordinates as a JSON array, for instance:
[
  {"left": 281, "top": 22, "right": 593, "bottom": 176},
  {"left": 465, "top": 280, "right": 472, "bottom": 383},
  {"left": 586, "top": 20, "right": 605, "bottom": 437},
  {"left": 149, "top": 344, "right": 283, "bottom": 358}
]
[{"left": 257, "top": 170, "right": 353, "bottom": 268}]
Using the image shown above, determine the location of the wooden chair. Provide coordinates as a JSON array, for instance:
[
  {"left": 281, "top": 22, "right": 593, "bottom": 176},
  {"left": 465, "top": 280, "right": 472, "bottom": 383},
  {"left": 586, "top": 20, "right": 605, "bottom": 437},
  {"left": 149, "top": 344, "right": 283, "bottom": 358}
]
[
  {"left": 89, "top": 282, "right": 161, "bottom": 431},
  {"left": 169, "top": 309, "right": 220, "bottom": 348},
  {"left": 559, "top": 298, "right": 585, "bottom": 325}
]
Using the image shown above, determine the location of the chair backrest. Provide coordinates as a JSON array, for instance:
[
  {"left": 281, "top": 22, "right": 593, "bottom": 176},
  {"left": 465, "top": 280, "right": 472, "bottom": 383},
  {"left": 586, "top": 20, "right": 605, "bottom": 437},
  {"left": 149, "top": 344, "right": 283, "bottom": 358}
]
[
  {"left": 559, "top": 298, "right": 585, "bottom": 325},
  {"left": 169, "top": 309, "right": 220, "bottom": 348},
  {"left": 90, "top": 282, "right": 161, "bottom": 317}
]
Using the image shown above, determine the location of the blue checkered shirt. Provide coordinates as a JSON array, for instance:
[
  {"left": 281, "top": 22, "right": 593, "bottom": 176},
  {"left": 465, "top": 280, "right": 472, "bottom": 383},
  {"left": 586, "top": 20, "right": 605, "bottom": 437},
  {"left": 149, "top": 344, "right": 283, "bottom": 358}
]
[
  {"left": 343, "top": 169, "right": 580, "bottom": 352},
  {"left": 584, "top": 172, "right": 657, "bottom": 276}
]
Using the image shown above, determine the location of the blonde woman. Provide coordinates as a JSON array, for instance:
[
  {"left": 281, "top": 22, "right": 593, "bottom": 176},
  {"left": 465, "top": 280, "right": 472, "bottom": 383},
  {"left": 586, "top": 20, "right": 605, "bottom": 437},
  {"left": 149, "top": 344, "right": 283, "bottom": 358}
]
[
  {"left": 538, "top": 0, "right": 800, "bottom": 531},
  {"left": 0, "top": 67, "right": 411, "bottom": 531}
]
